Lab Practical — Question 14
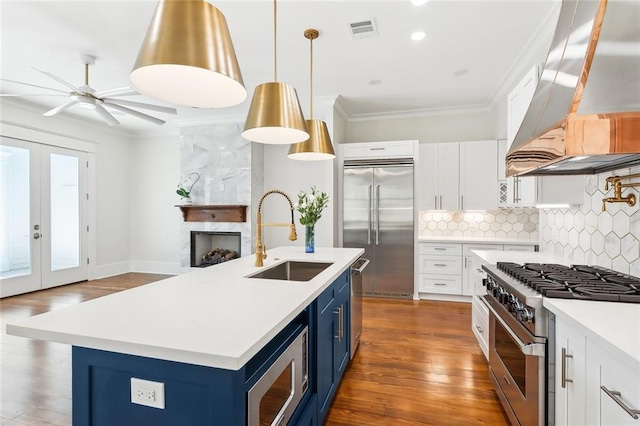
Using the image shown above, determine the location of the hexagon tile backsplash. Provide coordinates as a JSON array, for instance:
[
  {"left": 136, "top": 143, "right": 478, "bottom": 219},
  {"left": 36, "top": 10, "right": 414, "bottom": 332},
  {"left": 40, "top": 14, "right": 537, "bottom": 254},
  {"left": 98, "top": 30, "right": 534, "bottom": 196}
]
[
  {"left": 419, "top": 209, "right": 539, "bottom": 240},
  {"left": 540, "top": 167, "right": 640, "bottom": 277}
]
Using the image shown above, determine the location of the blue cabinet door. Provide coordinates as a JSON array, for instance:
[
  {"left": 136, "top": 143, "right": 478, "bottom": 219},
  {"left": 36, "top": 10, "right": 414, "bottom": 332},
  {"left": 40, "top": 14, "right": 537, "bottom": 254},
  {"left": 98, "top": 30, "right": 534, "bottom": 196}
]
[
  {"left": 316, "top": 282, "right": 337, "bottom": 422},
  {"left": 335, "top": 271, "right": 351, "bottom": 379},
  {"left": 294, "top": 394, "right": 318, "bottom": 426}
]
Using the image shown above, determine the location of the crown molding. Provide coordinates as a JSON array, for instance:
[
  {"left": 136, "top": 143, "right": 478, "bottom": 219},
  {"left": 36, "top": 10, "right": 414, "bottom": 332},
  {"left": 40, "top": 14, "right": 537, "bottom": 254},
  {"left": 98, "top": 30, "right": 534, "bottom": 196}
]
[
  {"left": 332, "top": 95, "right": 352, "bottom": 122},
  {"left": 347, "top": 103, "right": 491, "bottom": 122}
]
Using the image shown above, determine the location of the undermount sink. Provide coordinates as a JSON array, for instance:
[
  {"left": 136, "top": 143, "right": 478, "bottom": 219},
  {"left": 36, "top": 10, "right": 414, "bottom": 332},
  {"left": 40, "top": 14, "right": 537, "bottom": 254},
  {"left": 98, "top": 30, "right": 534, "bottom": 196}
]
[{"left": 247, "top": 261, "right": 333, "bottom": 282}]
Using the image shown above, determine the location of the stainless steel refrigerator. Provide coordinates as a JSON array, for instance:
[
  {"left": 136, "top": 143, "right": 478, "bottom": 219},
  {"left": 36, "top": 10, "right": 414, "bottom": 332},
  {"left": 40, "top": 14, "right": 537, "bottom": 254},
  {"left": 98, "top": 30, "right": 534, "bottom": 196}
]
[{"left": 343, "top": 159, "right": 414, "bottom": 298}]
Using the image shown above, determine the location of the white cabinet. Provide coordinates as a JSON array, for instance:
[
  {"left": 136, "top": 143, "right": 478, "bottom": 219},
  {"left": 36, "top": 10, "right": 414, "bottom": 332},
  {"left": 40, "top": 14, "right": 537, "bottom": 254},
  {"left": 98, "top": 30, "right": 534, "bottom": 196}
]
[
  {"left": 418, "top": 143, "right": 459, "bottom": 210},
  {"left": 460, "top": 140, "right": 498, "bottom": 210},
  {"left": 556, "top": 319, "right": 587, "bottom": 426},
  {"left": 419, "top": 140, "right": 498, "bottom": 211},
  {"left": 554, "top": 315, "right": 640, "bottom": 426},
  {"left": 499, "top": 139, "right": 538, "bottom": 206},
  {"left": 342, "top": 140, "right": 416, "bottom": 159}
]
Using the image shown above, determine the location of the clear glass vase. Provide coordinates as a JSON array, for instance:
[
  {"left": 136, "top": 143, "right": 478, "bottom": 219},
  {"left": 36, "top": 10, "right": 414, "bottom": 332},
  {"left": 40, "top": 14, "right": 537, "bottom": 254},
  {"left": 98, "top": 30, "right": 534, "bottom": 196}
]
[{"left": 305, "top": 224, "right": 315, "bottom": 253}]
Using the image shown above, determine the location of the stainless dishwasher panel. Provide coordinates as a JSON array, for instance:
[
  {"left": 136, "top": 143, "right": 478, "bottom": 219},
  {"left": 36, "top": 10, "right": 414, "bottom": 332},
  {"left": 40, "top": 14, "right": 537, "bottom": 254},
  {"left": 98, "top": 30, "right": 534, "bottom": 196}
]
[{"left": 350, "top": 258, "right": 369, "bottom": 358}]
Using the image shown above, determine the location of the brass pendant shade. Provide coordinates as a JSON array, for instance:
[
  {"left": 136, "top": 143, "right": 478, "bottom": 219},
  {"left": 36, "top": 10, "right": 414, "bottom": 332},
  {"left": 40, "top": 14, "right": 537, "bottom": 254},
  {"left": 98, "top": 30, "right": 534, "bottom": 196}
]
[
  {"left": 242, "top": 0, "right": 309, "bottom": 144},
  {"left": 287, "top": 28, "right": 335, "bottom": 160},
  {"left": 130, "top": 0, "right": 246, "bottom": 108},
  {"left": 288, "top": 119, "right": 336, "bottom": 160},
  {"left": 242, "top": 82, "right": 309, "bottom": 144}
]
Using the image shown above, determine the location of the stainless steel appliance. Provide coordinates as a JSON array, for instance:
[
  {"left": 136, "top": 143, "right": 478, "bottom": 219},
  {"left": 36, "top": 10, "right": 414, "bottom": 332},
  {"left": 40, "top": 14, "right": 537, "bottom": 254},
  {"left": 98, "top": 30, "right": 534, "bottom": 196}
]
[
  {"left": 247, "top": 326, "right": 308, "bottom": 426},
  {"left": 482, "top": 262, "right": 640, "bottom": 426},
  {"left": 350, "top": 257, "right": 369, "bottom": 358},
  {"left": 343, "top": 159, "right": 414, "bottom": 298}
]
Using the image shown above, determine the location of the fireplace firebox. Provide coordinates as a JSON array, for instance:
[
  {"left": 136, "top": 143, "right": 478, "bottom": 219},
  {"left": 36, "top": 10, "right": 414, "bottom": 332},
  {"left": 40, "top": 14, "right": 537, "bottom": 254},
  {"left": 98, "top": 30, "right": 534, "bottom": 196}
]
[{"left": 190, "top": 231, "right": 241, "bottom": 268}]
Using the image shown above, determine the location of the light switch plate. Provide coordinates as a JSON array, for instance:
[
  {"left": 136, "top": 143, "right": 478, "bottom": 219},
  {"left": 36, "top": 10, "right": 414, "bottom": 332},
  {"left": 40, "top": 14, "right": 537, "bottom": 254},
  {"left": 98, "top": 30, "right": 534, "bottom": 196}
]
[{"left": 131, "top": 377, "right": 165, "bottom": 409}]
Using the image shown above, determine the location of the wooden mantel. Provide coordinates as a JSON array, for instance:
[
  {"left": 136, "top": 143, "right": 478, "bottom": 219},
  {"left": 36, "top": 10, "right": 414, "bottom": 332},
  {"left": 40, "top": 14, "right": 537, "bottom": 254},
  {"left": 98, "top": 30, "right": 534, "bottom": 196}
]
[{"left": 176, "top": 205, "right": 248, "bottom": 223}]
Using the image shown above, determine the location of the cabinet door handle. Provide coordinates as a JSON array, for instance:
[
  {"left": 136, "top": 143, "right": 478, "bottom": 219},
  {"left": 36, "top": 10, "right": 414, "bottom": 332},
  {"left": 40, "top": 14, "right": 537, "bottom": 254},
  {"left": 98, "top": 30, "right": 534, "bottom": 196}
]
[
  {"left": 334, "top": 307, "right": 342, "bottom": 342},
  {"left": 434, "top": 247, "right": 446, "bottom": 251},
  {"left": 601, "top": 386, "right": 640, "bottom": 419},
  {"left": 439, "top": 195, "right": 443, "bottom": 210},
  {"left": 461, "top": 195, "right": 464, "bottom": 210},
  {"left": 464, "top": 257, "right": 468, "bottom": 268},
  {"left": 434, "top": 195, "right": 437, "bottom": 209},
  {"left": 434, "top": 283, "right": 447, "bottom": 286},
  {"left": 475, "top": 325, "right": 483, "bottom": 334},
  {"left": 561, "top": 347, "right": 573, "bottom": 388},
  {"left": 434, "top": 264, "right": 447, "bottom": 267}
]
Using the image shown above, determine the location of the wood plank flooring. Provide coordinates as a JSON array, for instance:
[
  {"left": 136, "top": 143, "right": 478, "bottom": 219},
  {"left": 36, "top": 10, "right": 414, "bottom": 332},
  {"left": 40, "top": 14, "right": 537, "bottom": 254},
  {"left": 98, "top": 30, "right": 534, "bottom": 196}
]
[{"left": 1, "top": 274, "right": 507, "bottom": 425}]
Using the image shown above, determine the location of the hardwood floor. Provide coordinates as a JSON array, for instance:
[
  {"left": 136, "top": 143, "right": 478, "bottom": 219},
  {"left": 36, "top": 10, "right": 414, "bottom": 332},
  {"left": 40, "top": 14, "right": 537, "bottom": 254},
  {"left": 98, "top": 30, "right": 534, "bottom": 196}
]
[{"left": 1, "top": 274, "right": 507, "bottom": 425}]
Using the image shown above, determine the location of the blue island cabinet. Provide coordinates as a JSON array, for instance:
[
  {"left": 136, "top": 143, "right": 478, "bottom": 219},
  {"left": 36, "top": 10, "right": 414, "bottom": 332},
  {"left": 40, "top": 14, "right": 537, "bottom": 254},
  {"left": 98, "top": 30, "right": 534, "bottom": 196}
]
[
  {"left": 316, "top": 269, "right": 351, "bottom": 423},
  {"left": 70, "top": 269, "right": 351, "bottom": 426}
]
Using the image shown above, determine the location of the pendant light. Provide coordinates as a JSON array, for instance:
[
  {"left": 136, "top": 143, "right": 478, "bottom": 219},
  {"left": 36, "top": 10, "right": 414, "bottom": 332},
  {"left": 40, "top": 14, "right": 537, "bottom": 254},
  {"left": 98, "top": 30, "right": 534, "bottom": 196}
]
[
  {"left": 242, "top": 0, "right": 309, "bottom": 144},
  {"left": 130, "top": 0, "right": 246, "bottom": 108},
  {"left": 288, "top": 29, "right": 336, "bottom": 161}
]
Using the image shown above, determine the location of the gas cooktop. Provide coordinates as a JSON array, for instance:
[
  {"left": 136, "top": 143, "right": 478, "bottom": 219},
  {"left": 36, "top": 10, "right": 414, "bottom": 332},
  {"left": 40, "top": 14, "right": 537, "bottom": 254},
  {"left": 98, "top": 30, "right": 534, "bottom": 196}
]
[{"left": 496, "top": 262, "right": 640, "bottom": 303}]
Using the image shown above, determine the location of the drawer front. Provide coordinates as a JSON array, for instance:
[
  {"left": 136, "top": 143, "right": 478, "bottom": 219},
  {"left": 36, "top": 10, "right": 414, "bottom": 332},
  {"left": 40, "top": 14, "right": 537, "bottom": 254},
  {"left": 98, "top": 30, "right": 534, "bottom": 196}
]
[
  {"left": 503, "top": 244, "right": 536, "bottom": 252},
  {"left": 471, "top": 298, "right": 489, "bottom": 359},
  {"left": 419, "top": 274, "right": 462, "bottom": 295},
  {"left": 462, "top": 244, "right": 503, "bottom": 257},
  {"left": 420, "top": 255, "right": 462, "bottom": 275},
  {"left": 419, "top": 243, "right": 462, "bottom": 256}
]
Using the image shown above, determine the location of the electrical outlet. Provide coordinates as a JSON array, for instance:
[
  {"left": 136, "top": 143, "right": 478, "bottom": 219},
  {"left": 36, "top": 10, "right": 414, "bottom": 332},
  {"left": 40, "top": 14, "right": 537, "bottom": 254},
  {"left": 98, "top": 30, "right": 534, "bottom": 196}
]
[{"left": 131, "top": 378, "right": 165, "bottom": 409}]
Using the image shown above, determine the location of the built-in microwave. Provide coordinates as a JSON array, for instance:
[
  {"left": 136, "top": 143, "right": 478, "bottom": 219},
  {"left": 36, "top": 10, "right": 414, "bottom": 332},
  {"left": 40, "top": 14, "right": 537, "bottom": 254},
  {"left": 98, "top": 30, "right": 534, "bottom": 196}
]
[{"left": 247, "top": 326, "right": 309, "bottom": 426}]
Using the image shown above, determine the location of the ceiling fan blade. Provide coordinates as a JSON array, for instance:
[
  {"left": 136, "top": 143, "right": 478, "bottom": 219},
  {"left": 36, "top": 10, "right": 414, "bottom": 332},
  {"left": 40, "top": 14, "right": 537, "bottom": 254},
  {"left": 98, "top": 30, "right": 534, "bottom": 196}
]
[
  {"left": 100, "top": 102, "right": 165, "bottom": 126},
  {"left": 43, "top": 101, "right": 77, "bottom": 117},
  {"left": 0, "top": 93, "right": 68, "bottom": 97},
  {"left": 1, "top": 78, "right": 70, "bottom": 94},
  {"left": 102, "top": 98, "right": 177, "bottom": 115},
  {"left": 93, "top": 87, "right": 139, "bottom": 98},
  {"left": 94, "top": 104, "right": 120, "bottom": 126},
  {"left": 31, "top": 67, "right": 80, "bottom": 92}
]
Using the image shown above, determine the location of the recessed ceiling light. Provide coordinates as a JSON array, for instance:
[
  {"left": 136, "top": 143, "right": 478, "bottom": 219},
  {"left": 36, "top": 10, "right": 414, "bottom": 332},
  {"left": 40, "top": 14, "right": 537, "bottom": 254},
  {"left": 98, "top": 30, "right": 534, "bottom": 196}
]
[
  {"left": 411, "top": 0, "right": 429, "bottom": 5},
  {"left": 368, "top": 79, "right": 382, "bottom": 86},
  {"left": 411, "top": 31, "right": 426, "bottom": 41},
  {"left": 453, "top": 68, "right": 469, "bottom": 76}
]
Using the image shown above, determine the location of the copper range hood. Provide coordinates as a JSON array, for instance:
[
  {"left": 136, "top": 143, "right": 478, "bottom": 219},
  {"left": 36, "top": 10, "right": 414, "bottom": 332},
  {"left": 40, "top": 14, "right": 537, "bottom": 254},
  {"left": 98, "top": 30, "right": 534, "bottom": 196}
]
[{"left": 506, "top": 0, "right": 640, "bottom": 177}]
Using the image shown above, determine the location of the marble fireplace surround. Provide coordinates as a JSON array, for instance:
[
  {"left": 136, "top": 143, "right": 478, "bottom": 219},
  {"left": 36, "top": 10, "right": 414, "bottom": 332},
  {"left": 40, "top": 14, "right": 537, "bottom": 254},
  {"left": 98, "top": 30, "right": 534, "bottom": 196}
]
[{"left": 179, "top": 122, "right": 264, "bottom": 271}]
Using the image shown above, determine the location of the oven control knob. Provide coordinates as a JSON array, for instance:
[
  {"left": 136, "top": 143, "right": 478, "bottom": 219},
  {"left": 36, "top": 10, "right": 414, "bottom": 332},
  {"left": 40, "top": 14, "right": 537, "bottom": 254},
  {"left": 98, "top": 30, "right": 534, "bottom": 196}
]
[{"left": 517, "top": 308, "right": 534, "bottom": 323}]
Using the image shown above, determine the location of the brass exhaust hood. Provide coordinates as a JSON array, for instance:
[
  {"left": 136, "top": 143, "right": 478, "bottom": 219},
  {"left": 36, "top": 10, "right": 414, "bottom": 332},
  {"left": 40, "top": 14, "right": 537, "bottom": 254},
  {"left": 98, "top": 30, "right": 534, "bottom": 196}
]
[{"left": 506, "top": 0, "right": 640, "bottom": 177}]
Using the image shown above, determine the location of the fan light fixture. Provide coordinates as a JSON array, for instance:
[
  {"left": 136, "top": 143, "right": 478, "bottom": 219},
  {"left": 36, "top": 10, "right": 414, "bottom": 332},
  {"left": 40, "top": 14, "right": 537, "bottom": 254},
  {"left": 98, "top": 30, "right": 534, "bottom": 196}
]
[
  {"left": 242, "top": 0, "right": 308, "bottom": 144},
  {"left": 288, "top": 29, "right": 335, "bottom": 161},
  {"left": 130, "top": 0, "right": 246, "bottom": 108}
]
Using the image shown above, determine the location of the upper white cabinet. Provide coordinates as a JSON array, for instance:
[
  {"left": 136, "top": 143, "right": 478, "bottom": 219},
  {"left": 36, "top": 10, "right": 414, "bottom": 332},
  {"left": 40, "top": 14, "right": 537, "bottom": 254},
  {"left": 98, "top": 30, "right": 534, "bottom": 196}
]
[
  {"left": 460, "top": 140, "right": 498, "bottom": 210},
  {"left": 419, "top": 140, "right": 497, "bottom": 211},
  {"left": 418, "top": 142, "right": 459, "bottom": 210},
  {"left": 342, "top": 140, "right": 416, "bottom": 160}
]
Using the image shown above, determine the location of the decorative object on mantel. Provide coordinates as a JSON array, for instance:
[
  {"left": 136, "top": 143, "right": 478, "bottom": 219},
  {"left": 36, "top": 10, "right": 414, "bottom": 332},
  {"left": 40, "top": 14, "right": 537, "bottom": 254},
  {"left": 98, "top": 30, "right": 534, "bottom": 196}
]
[
  {"left": 288, "top": 29, "right": 336, "bottom": 161},
  {"left": 130, "top": 0, "right": 246, "bottom": 108},
  {"left": 242, "top": 0, "right": 309, "bottom": 145},
  {"left": 295, "top": 186, "right": 329, "bottom": 253},
  {"left": 176, "top": 172, "right": 200, "bottom": 205},
  {"left": 602, "top": 172, "right": 640, "bottom": 211},
  {"left": 176, "top": 205, "right": 247, "bottom": 223}
]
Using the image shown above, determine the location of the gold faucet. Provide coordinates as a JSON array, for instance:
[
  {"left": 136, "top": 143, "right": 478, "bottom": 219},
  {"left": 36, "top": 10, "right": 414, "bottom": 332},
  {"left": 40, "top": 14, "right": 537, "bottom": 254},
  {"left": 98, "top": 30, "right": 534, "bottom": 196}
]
[
  {"left": 255, "top": 190, "right": 297, "bottom": 267},
  {"left": 602, "top": 173, "right": 640, "bottom": 211}
]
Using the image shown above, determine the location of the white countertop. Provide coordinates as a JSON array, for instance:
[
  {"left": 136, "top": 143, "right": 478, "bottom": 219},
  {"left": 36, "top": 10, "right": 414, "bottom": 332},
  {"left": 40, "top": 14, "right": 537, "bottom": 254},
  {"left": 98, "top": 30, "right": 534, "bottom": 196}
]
[
  {"left": 6, "top": 246, "right": 364, "bottom": 371},
  {"left": 544, "top": 298, "right": 640, "bottom": 368},
  {"left": 470, "top": 250, "right": 570, "bottom": 266},
  {"left": 419, "top": 236, "right": 539, "bottom": 245}
]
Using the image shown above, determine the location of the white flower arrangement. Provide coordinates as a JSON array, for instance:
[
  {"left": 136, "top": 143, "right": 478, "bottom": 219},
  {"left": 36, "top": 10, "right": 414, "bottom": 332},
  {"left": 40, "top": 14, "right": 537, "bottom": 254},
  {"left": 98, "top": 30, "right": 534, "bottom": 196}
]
[{"left": 295, "top": 186, "right": 329, "bottom": 226}]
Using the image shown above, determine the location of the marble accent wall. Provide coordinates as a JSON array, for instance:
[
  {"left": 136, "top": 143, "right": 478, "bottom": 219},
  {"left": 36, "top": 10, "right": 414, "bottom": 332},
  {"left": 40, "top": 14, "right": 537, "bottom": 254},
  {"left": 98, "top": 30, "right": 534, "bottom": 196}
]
[
  {"left": 419, "top": 209, "right": 539, "bottom": 239},
  {"left": 179, "top": 122, "right": 260, "bottom": 270},
  {"left": 539, "top": 166, "right": 640, "bottom": 276}
]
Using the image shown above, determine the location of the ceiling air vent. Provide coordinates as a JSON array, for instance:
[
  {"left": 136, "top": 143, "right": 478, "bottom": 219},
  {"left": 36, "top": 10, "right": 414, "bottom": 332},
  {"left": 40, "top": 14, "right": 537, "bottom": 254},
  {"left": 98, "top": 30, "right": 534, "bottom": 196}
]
[{"left": 348, "top": 19, "right": 378, "bottom": 39}]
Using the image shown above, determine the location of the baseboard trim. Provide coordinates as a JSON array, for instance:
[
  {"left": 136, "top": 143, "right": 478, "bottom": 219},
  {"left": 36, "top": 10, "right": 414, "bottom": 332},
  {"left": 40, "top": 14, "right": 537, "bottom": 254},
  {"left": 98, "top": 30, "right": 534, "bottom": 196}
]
[
  {"left": 95, "top": 262, "right": 132, "bottom": 279},
  {"left": 418, "top": 293, "right": 472, "bottom": 303},
  {"left": 131, "top": 261, "right": 181, "bottom": 276}
]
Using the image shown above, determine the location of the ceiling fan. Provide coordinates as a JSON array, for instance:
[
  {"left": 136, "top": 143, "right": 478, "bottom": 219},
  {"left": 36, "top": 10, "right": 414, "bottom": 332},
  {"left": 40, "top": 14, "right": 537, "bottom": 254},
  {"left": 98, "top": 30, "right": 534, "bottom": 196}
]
[{"left": 0, "top": 54, "right": 177, "bottom": 126}]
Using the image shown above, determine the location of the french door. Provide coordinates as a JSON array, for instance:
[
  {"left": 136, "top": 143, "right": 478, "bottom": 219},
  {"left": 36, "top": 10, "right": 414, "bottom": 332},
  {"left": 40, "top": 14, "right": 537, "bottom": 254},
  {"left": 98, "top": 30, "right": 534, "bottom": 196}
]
[{"left": 1, "top": 137, "right": 88, "bottom": 298}]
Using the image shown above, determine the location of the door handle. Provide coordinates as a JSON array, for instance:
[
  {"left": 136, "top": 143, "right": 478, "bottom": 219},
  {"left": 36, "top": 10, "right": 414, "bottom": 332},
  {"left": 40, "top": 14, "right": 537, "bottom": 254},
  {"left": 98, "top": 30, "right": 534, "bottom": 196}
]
[
  {"left": 375, "top": 185, "right": 380, "bottom": 245},
  {"left": 561, "top": 347, "right": 573, "bottom": 388},
  {"left": 334, "top": 306, "right": 342, "bottom": 342},
  {"left": 461, "top": 195, "right": 464, "bottom": 210},
  {"left": 439, "top": 195, "right": 443, "bottom": 210},
  {"left": 33, "top": 232, "right": 41, "bottom": 240},
  {"left": 601, "top": 386, "right": 640, "bottom": 419},
  {"left": 434, "top": 195, "right": 437, "bottom": 209},
  {"left": 368, "top": 185, "right": 373, "bottom": 245}
]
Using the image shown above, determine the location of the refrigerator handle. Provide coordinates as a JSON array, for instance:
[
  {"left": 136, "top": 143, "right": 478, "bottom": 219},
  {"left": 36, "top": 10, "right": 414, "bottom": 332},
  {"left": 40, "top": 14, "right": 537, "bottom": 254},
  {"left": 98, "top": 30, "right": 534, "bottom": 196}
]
[
  {"left": 375, "top": 185, "right": 380, "bottom": 245},
  {"left": 368, "top": 185, "right": 373, "bottom": 245}
]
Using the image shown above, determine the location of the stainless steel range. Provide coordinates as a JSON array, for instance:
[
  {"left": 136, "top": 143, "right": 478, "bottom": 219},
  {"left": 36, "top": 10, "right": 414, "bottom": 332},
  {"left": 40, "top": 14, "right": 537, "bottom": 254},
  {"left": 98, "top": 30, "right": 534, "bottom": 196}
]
[{"left": 482, "top": 262, "right": 640, "bottom": 426}]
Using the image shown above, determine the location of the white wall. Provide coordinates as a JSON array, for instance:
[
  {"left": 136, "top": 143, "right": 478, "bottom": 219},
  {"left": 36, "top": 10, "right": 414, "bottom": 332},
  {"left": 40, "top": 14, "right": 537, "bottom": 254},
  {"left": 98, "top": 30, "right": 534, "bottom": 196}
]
[
  {"left": 0, "top": 99, "right": 133, "bottom": 278},
  {"left": 130, "top": 131, "right": 182, "bottom": 274}
]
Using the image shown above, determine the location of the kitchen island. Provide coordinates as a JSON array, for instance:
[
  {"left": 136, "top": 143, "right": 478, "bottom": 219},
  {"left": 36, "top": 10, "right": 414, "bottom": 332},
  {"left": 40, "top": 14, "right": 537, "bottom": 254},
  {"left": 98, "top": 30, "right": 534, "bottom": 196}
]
[{"left": 6, "top": 246, "right": 364, "bottom": 426}]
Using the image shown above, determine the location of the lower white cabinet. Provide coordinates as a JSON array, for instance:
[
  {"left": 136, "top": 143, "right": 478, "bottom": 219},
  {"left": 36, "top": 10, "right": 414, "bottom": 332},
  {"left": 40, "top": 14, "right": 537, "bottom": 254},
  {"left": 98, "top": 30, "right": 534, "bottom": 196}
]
[{"left": 555, "top": 316, "right": 640, "bottom": 425}]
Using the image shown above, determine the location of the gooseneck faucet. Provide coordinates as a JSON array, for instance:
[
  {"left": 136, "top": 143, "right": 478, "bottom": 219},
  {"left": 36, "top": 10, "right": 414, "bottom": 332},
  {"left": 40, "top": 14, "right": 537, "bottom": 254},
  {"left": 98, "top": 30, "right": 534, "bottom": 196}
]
[{"left": 255, "top": 190, "right": 297, "bottom": 267}]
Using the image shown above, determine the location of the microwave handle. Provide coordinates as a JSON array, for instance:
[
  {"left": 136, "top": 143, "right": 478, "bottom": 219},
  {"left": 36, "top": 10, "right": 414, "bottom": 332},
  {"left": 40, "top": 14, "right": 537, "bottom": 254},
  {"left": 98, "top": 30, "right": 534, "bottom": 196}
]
[{"left": 483, "top": 297, "right": 545, "bottom": 357}]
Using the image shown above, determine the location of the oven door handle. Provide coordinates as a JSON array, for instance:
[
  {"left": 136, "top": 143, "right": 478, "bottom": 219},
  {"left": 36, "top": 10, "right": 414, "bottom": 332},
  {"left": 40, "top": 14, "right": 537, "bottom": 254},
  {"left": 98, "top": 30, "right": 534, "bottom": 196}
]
[{"left": 483, "top": 296, "right": 546, "bottom": 357}]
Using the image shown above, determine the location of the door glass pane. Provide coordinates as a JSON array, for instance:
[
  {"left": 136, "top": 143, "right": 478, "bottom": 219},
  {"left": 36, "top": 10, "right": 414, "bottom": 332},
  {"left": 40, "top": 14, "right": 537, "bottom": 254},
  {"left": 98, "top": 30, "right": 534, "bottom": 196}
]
[
  {"left": 0, "top": 145, "right": 31, "bottom": 278},
  {"left": 259, "top": 361, "right": 293, "bottom": 426},
  {"left": 50, "top": 153, "right": 80, "bottom": 271}
]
